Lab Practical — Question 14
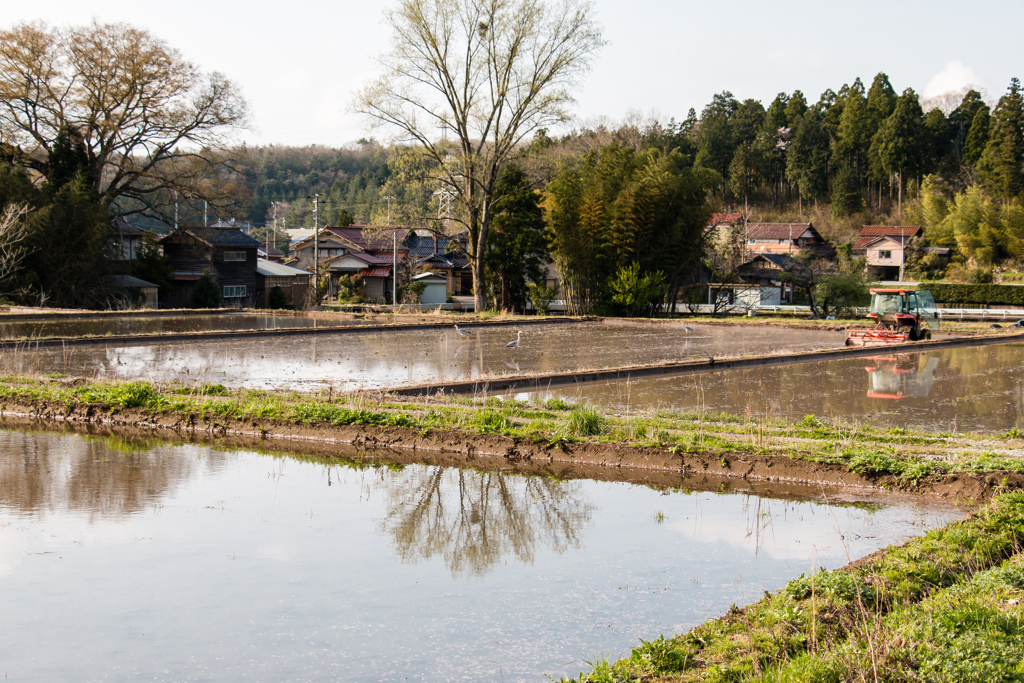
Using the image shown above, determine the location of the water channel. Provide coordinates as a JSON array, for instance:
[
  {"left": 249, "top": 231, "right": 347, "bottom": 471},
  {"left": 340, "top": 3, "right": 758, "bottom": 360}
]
[
  {"left": 513, "top": 342, "right": 1024, "bottom": 433},
  {"left": 0, "top": 428, "right": 961, "bottom": 681},
  {"left": 0, "top": 321, "right": 844, "bottom": 391}
]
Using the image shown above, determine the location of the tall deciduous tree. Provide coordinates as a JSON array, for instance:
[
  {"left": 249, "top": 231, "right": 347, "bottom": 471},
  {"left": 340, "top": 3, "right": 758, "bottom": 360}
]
[
  {"left": 356, "top": 0, "right": 604, "bottom": 311},
  {"left": 978, "top": 78, "right": 1024, "bottom": 202},
  {"left": 0, "top": 21, "right": 248, "bottom": 218}
]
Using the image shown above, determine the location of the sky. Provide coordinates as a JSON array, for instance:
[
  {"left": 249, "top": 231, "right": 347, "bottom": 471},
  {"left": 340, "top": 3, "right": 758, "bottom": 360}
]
[{"left": 7, "top": 0, "right": 1023, "bottom": 148}]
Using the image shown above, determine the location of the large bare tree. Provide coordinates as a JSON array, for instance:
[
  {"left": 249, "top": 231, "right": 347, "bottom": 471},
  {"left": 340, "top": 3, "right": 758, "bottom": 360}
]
[
  {"left": 0, "top": 21, "right": 248, "bottom": 216},
  {"left": 356, "top": 0, "right": 603, "bottom": 310}
]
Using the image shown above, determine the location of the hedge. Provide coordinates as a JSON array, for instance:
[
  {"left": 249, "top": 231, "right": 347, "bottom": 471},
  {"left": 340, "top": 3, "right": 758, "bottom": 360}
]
[{"left": 920, "top": 281, "right": 1024, "bottom": 306}]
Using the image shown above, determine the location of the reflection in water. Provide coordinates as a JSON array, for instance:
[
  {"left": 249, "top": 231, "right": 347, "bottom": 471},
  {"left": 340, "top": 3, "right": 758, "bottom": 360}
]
[
  {"left": 520, "top": 343, "right": 1024, "bottom": 433},
  {"left": 0, "top": 428, "right": 962, "bottom": 681},
  {"left": 0, "top": 322, "right": 844, "bottom": 391},
  {"left": 379, "top": 467, "right": 593, "bottom": 577},
  {"left": 0, "top": 312, "right": 326, "bottom": 339},
  {"left": 864, "top": 353, "right": 939, "bottom": 400},
  {"left": 0, "top": 430, "right": 217, "bottom": 520}
]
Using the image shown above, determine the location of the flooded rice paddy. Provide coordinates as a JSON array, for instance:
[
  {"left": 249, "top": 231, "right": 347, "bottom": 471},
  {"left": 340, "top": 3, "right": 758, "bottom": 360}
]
[
  {"left": 0, "top": 312, "right": 332, "bottom": 339},
  {"left": 515, "top": 342, "right": 1024, "bottom": 434},
  {"left": 0, "top": 321, "right": 843, "bottom": 391},
  {"left": 0, "top": 429, "right": 961, "bottom": 681}
]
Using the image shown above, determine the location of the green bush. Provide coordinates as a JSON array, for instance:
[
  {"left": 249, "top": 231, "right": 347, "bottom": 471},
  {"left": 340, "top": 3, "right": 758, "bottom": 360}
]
[
  {"left": 922, "top": 281, "right": 1024, "bottom": 306},
  {"left": 268, "top": 285, "right": 288, "bottom": 309},
  {"left": 190, "top": 270, "right": 222, "bottom": 308}
]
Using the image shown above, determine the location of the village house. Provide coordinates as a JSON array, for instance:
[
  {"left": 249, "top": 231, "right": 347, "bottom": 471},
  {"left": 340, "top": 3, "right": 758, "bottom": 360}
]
[
  {"left": 112, "top": 217, "right": 146, "bottom": 261},
  {"left": 704, "top": 212, "right": 745, "bottom": 252},
  {"left": 257, "top": 245, "right": 287, "bottom": 263},
  {"left": 854, "top": 226, "right": 923, "bottom": 281},
  {"left": 744, "top": 223, "right": 834, "bottom": 258},
  {"left": 254, "top": 259, "right": 310, "bottom": 308},
  {"left": 159, "top": 227, "right": 262, "bottom": 308},
  {"left": 404, "top": 231, "right": 473, "bottom": 296},
  {"left": 709, "top": 253, "right": 803, "bottom": 309},
  {"left": 290, "top": 225, "right": 409, "bottom": 303}
]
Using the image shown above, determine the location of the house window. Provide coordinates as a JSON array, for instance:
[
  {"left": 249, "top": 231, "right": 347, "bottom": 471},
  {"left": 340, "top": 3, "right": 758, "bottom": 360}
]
[
  {"left": 223, "top": 285, "right": 247, "bottom": 298},
  {"left": 747, "top": 239, "right": 756, "bottom": 245},
  {"left": 880, "top": 250, "right": 892, "bottom": 259},
  {"left": 223, "top": 251, "right": 247, "bottom": 262}
]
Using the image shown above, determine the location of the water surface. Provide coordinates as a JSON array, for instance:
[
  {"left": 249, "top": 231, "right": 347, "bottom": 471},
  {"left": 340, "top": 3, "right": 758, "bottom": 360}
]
[
  {"left": 514, "top": 343, "right": 1024, "bottom": 433},
  {"left": 0, "top": 322, "right": 844, "bottom": 391},
  {"left": 0, "top": 313, "right": 330, "bottom": 339},
  {"left": 0, "top": 429, "right": 961, "bottom": 681}
]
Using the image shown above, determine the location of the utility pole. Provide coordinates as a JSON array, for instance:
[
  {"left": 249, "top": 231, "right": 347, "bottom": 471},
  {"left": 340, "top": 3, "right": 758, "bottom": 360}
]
[
  {"left": 305, "top": 194, "right": 322, "bottom": 304},
  {"left": 204, "top": 200, "right": 208, "bottom": 227},
  {"left": 174, "top": 194, "right": 179, "bottom": 231},
  {"left": 384, "top": 195, "right": 396, "bottom": 305}
]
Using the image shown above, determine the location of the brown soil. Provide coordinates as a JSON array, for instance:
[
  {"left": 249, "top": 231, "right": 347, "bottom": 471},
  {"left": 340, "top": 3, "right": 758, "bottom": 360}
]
[{"left": 2, "top": 396, "right": 1017, "bottom": 506}]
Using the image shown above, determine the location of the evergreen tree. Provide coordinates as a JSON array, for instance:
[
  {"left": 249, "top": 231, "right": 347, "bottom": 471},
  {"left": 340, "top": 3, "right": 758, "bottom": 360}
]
[
  {"left": 835, "top": 79, "right": 871, "bottom": 177},
  {"left": 484, "top": 165, "right": 548, "bottom": 312},
  {"left": 922, "top": 108, "right": 953, "bottom": 175},
  {"left": 831, "top": 164, "right": 865, "bottom": 217},
  {"left": 951, "top": 90, "right": 989, "bottom": 163},
  {"left": 784, "top": 90, "right": 809, "bottom": 127},
  {"left": 963, "top": 108, "right": 991, "bottom": 166},
  {"left": 877, "top": 88, "right": 925, "bottom": 212},
  {"left": 866, "top": 73, "right": 898, "bottom": 127},
  {"left": 978, "top": 78, "right": 1024, "bottom": 201},
  {"left": 694, "top": 91, "right": 739, "bottom": 193},
  {"left": 190, "top": 270, "right": 223, "bottom": 308},
  {"left": 786, "top": 108, "right": 830, "bottom": 206}
]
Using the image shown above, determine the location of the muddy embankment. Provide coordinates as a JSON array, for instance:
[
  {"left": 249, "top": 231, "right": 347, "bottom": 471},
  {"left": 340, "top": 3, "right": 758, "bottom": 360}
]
[{"left": 2, "top": 396, "right": 1017, "bottom": 505}]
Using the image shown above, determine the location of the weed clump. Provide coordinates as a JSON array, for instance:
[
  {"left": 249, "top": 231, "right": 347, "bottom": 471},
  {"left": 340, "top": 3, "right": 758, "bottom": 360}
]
[{"left": 559, "top": 405, "right": 605, "bottom": 438}]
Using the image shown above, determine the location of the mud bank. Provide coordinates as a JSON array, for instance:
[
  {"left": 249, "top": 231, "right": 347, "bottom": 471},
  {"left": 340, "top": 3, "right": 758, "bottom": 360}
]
[{"left": 1, "top": 395, "right": 1017, "bottom": 503}]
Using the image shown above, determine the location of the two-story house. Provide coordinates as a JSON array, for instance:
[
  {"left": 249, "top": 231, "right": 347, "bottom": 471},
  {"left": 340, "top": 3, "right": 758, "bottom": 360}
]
[
  {"left": 159, "top": 227, "right": 262, "bottom": 308},
  {"left": 744, "top": 223, "right": 834, "bottom": 258},
  {"left": 854, "top": 226, "right": 922, "bottom": 281}
]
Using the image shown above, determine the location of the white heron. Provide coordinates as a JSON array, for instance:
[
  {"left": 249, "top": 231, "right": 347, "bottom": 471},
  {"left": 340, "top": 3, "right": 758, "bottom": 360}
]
[
  {"left": 505, "top": 330, "right": 522, "bottom": 348},
  {"left": 454, "top": 324, "right": 471, "bottom": 336}
]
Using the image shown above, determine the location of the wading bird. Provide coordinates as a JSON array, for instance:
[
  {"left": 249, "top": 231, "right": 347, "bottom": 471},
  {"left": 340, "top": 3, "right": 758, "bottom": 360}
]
[
  {"left": 683, "top": 325, "right": 694, "bottom": 335},
  {"left": 505, "top": 331, "right": 522, "bottom": 349},
  {"left": 454, "top": 324, "right": 471, "bottom": 336}
]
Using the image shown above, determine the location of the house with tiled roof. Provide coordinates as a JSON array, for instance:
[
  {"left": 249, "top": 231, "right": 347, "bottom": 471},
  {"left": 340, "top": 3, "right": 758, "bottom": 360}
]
[
  {"left": 744, "top": 223, "right": 834, "bottom": 258},
  {"left": 404, "top": 231, "right": 472, "bottom": 296},
  {"left": 159, "top": 227, "right": 263, "bottom": 307},
  {"left": 853, "top": 226, "right": 922, "bottom": 251},
  {"left": 289, "top": 225, "right": 411, "bottom": 303}
]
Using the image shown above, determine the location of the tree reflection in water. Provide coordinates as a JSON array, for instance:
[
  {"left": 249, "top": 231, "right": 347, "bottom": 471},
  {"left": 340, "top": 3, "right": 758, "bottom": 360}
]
[{"left": 379, "top": 467, "right": 595, "bottom": 577}]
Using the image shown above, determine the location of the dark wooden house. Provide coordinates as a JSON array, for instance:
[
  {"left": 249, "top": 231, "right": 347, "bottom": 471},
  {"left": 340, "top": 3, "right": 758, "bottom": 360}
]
[{"left": 159, "top": 227, "right": 263, "bottom": 308}]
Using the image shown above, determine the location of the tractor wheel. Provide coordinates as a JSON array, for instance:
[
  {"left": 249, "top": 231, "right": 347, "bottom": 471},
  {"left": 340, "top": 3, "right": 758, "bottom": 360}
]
[{"left": 908, "top": 327, "right": 919, "bottom": 342}]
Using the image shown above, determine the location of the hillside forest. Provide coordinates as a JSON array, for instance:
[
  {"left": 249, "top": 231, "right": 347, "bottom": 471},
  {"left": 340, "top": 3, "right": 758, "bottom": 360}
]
[{"left": 4, "top": 62, "right": 1024, "bottom": 310}]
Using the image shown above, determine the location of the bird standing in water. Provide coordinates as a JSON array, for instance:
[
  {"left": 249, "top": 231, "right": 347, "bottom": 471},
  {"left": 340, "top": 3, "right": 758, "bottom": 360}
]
[
  {"left": 454, "top": 324, "right": 471, "bottom": 336},
  {"left": 505, "top": 330, "right": 522, "bottom": 348}
]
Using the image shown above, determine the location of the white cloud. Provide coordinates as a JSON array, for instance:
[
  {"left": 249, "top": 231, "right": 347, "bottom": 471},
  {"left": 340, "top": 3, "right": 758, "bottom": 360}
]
[{"left": 923, "top": 61, "right": 988, "bottom": 99}]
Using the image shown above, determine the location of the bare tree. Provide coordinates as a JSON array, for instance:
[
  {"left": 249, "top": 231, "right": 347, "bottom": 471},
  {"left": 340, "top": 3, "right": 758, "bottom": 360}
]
[
  {"left": 356, "top": 0, "right": 604, "bottom": 311},
  {"left": 0, "top": 21, "right": 248, "bottom": 217},
  {"left": 0, "top": 203, "right": 31, "bottom": 292}
]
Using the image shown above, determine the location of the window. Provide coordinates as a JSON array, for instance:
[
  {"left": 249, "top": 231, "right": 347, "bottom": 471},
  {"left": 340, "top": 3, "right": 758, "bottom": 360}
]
[
  {"left": 879, "top": 250, "right": 892, "bottom": 259},
  {"left": 223, "top": 285, "right": 246, "bottom": 298},
  {"left": 223, "top": 251, "right": 247, "bottom": 262}
]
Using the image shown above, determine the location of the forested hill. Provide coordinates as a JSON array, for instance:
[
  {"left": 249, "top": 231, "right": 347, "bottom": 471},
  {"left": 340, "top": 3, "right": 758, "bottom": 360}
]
[{"left": 156, "top": 72, "right": 1022, "bottom": 266}]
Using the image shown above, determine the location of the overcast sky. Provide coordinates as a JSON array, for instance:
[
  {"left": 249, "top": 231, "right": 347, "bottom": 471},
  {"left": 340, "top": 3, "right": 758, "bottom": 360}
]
[{"left": 8, "top": 0, "right": 1022, "bottom": 148}]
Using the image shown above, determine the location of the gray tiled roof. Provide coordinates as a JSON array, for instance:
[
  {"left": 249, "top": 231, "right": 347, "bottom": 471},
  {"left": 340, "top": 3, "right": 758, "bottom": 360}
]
[{"left": 188, "top": 228, "right": 263, "bottom": 248}]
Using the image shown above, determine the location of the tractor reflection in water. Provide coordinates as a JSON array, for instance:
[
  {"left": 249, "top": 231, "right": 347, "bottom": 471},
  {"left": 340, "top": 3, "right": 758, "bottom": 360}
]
[
  {"left": 863, "top": 353, "right": 939, "bottom": 400},
  {"left": 847, "top": 288, "right": 940, "bottom": 346}
]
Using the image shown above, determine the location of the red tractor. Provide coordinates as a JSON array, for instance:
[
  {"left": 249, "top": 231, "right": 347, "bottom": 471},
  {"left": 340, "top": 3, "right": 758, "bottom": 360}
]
[{"left": 846, "top": 288, "right": 939, "bottom": 346}]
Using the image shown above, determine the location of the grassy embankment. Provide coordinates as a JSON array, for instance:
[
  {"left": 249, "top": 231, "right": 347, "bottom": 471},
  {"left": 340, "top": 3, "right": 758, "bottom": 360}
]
[
  {"left": 2, "top": 374, "right": 1024, "bottom": 680},
  {"left": 0, "top": 375, "right": 1022, "bottom": 485}
]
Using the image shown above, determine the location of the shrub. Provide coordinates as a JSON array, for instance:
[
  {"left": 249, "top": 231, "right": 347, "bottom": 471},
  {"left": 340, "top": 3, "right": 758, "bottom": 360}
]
[
  {"left": 190, "top": 269, "right": 222, "bottom": 308},
  {"left": 268, "top": 285, "right": 288, "bottom": 309},
  {"left": 923, "top": 281, "right": 1024, "bottom": 306}
]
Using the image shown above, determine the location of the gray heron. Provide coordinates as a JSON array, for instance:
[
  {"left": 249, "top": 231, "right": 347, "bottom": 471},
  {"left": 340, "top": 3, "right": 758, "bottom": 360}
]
[
  {"left": 505, "top": 331, "right": 522, "bottom": 349},
  {"left": 454, "top": 324, "right": 471, "bottom": 336}
]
